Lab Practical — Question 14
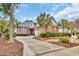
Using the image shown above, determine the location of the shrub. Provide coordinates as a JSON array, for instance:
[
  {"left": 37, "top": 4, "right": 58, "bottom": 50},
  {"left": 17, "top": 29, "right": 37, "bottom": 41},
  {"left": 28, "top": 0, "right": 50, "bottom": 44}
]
[
  {"left": 40, "top": 32, "right": 71, "bottom": 38},
  {"left": 45, "top": 32, "right": 53, "bottom": 37},
  {"left": 60, "top": 36, "right": 69, "bottom": 43},
  {"left": 63, "top": 33, "right": 71, "bottom": 37},
  {"left": 76, "top": 34, "right": 79, "bottom": 39},
  {"left": 40, "top": 32, "right": 48, "bottom": 38}
]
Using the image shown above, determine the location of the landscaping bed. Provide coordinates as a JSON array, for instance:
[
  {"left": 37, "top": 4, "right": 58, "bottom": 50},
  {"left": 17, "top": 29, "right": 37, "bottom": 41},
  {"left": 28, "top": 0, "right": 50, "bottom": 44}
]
[
  {"left": 34, "top": 32, "right": 79, "bottom": 48},
  {"left": 0, "top": 38, "right": 23, "bottom": 56},
  {"left": 50, "top": 42, "right": 79, "bottom": 48},
  {"left": 43, "top": 38, "right": 79, "bottom": 48}
]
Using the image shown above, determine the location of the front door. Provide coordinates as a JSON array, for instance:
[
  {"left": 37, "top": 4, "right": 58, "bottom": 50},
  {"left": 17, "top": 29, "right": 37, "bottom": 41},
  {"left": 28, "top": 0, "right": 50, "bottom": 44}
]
[{"left": 29, "top": 29, "right": 34, "bottom": 35}]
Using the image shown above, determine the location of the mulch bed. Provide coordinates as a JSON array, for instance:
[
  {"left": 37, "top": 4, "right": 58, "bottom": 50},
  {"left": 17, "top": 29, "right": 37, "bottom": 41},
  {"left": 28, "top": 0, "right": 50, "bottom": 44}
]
[
  {"left": 50, "top": 42, "right": 79, "bottom": 48},
  {"left": 0, "top": 38, "right": 23, "bottom": 56}
]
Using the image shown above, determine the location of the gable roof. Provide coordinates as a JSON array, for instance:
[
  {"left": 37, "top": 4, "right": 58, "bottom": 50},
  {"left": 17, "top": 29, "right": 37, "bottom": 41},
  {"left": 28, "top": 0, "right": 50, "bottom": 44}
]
[
  {"left": 19, "top": 20, "right": 36, "bottom": 28},
  {"left": 51, "top": 16, "right": 57, "bottom": 26}
]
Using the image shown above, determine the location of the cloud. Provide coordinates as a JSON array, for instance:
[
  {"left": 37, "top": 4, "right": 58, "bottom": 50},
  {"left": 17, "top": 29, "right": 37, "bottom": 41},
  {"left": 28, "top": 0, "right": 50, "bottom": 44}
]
[
  {"left": 54, "top": 7, "right": 71, "bottom": 18},
  {"left": 51, "top": 4, "right": 64, "bottom": 11},
  {"left": 72, "top": 3, "right": 79, "bottom": 7},
  {"left": 14, "top": 9, "right": 21, "bottom": 15},
  {"left": 54, "top": 3, "right": 79, "bottom": 21},
  {"left": 15, "top": 9, "right": 21, "bottom": 13},
  {"left": 14, "top": 4, "right": 30, "bottom": 15}
]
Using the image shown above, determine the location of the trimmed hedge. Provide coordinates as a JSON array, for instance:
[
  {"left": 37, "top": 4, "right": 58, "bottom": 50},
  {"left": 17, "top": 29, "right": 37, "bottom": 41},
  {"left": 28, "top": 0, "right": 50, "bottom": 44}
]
[{"left": 40, "top": 32, "right": 71, "bottom": 38}]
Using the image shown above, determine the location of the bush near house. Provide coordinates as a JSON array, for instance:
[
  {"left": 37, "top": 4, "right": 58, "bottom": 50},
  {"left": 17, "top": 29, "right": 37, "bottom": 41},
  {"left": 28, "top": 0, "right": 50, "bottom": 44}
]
[
  {"left": 77, "top": 35, "right": 79, "bottom": 39},
  {"left": 40, "top": 32, "right": 71, "bottom": 38},
  {"left": 59, "top": 36, "right": 69, "bottom": 43},
  {"left": 75, "top": 33, "right": 79, "bottom": 39},
  {"left": 40, "top": 32, "right": 48, "bottom": 38}
]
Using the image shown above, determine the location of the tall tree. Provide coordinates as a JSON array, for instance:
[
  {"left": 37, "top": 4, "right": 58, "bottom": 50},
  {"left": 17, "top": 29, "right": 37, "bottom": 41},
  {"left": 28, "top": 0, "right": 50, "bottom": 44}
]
[{"left": 0, "top": 3, "right": 19, "bottom": 43}]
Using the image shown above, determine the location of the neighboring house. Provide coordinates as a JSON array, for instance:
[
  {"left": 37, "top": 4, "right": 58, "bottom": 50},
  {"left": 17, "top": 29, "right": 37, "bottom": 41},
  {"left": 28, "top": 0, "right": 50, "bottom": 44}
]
[
  {"left": 15, "top": 20, "right": 36, "bottom": 35},
  {"left": 68, "top": 21, "right": 79, "bottom": 33},
  {"left": 34, "top": 17, "right": 58, "bottom": 36},
  {"left": 58, "top": 20, "right": 79, "bottom": 33}
]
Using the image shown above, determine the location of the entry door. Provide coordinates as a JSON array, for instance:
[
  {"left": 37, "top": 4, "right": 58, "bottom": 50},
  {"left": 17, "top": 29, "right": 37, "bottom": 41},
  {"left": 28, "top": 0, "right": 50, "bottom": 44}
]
[{"left": 29, "top": 29, "right": 34, "bottom": 35}]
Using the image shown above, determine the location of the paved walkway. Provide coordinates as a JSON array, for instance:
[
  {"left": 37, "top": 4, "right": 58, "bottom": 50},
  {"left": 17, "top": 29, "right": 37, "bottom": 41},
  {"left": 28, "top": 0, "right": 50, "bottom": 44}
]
[{"left": 16, "top": 36, "right": 65, "bottom": 56}]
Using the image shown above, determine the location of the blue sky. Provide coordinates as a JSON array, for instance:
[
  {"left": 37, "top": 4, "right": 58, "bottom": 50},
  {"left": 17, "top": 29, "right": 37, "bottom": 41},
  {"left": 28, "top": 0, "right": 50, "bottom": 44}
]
[
  {"left": 15, "top": 3, "right": 72, "bottom": 22},
  {"left": 1, "top": 3, "right": 79, "bottom": 22}
]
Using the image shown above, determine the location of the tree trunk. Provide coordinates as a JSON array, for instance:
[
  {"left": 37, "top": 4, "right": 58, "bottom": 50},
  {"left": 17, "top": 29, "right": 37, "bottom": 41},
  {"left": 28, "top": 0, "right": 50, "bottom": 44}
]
[{"left": 8, "top": 4, "right": 14, "bottom": 43}]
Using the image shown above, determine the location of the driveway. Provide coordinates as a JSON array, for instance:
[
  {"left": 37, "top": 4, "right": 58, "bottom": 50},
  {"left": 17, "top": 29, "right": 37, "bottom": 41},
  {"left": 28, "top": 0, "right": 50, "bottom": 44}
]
[{"left": 16, "top": 36, "right": 65, "bottom": 56}]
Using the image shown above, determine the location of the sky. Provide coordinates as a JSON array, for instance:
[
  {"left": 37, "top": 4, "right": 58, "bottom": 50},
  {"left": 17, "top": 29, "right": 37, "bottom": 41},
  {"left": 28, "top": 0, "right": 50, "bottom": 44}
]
[{"left": 1, "top": 3, "right": 79, "bottom": 22}]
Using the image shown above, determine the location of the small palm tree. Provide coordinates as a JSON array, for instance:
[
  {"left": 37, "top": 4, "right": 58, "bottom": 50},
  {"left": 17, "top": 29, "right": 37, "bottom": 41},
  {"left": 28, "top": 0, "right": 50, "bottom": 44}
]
[
  {"left": 0, "top": 21, "right": 9, "bottom": 37},
  {"left": 60, "top": 19, "right": 69, "bottom": 33}
]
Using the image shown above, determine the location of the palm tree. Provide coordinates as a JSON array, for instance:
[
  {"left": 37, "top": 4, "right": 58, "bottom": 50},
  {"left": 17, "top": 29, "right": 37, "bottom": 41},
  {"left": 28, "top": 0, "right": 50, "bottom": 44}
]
[
  {"left": 60, "top": 19, "right": 69, "bottom": 33},
  {"left": 0, "top": 3, "right": 19, "bottom": 43},
  {"left": 36, "top": 12, "right": 53, "bottom": 32}
]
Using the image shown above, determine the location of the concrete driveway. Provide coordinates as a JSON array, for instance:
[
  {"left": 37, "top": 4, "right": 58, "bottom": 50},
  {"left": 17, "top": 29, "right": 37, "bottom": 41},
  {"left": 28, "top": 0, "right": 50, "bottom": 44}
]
[
  {"left": 16, "top": 36, "right": 79, "bottom": 56},
  {"left": 16, "top": 36, "right": 65, "bottom": 56}
]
